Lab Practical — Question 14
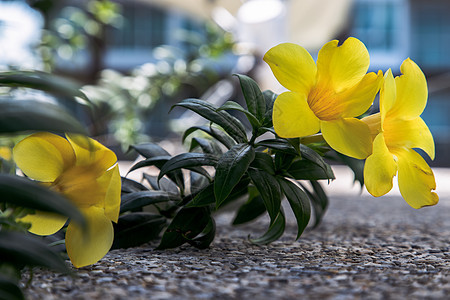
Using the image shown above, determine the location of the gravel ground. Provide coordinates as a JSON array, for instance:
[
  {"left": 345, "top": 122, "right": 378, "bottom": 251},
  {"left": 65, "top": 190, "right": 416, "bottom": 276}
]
[{"left": 21, "top": 167, "right": 450, "bottom": 299}]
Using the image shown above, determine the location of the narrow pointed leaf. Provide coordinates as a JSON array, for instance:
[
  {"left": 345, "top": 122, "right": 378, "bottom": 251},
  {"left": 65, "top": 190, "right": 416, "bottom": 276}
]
[
  {"left": 186, "top": 217, "right": 216, "bottom": 249},
  {"left": 190, "top": 171, "right": 210, "bottom": 194},
  {"left": 129, "top": 143, "right": 170, "bottom": 158},
  {"left": 278, "top": 179, "right": 311, "bottom": 239},
  {"left": 300, "top": 181, "right": 328, "bottom": 228},
  {"left": 182, "top": 125, "right": 236, "bottom": 149},
  {"left": 127, "top": 156, "right": 184, "bottom": 191},
  {"left": 185, "top": 183, "right": 215, "bottom": 207},
  {"left": 0, "top": 100, "right": 86, "bottom": 134},
  {"left": 157, "top": 207, "right": 211, "bottom": 250},
  {"left": 262, "top": 90, "right": 277, "bottom": 127},
  {"left": 218, "top": 101, "right": 261, "bottom": 129},
  {"left": 214, "top": 144, "right": 255, "bottom": 207},
  {"left": 121, "top": 177, "right": 148, "bottom": 193},
  {"left": 143, "top": 173, "right": 179, "bottom": 194},
  {"left": 189, "top": 137, "right": 222, "bottom": 155},
  {"left": 112, "top": 213, "right": 166, "bottom": 249},
  {"left": 232, "top": 193, "right": 266, "bottom": 225},
  {"left": 249, "top": 209, "right": 285, "bottom": 244},
  {"left": 173, "top": 99, "right": 247, "bottom": 143},
  {"left": 250, "top": 152, "right": 275, "bottom": 175},
  {"left": 234, "top": 74, "right": 266, "bottom": 121},
  {"left": 158, "top": 153, "right": 218, "bottom": 182},
  {"left": 120, "top": 191, "right": 180, "bottom": 213},
  {"left": 299, "top": 144, "right": 334, "bottom": 179},
  {"left": 286, "top": 160, "right": 334, "bottom": 180},
  {"left": 247, "top": 168, "right": 281, "bottom": 223},
  {"left": 255, "top": 139, "right": 298, "bottom": 155}
]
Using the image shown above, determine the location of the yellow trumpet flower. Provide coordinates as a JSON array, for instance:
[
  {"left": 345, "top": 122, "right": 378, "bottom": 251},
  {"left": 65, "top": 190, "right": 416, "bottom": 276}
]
[
  {"left": 13, "top": 132, "right": 121, "bottom": 268},
  {"left": 264, "top": 37, "right": 382, "bottom": 159},
  {"left": 363, "top": 59, "right": 438, "bottom": 209}
]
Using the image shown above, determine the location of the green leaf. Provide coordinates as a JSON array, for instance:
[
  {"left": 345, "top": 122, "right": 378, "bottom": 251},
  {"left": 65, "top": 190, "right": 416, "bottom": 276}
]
[
  {"left": 182, "top": 125, "right": 236, "bottom": 149},
  {"left": 127, "top": 156, "right": 184, "bottom": 191},
  {"left": 232, "top": 187, "right": 266, "bottom": 225},
  {"left": 0, "top": 231, "right": 70, "bottom": 274},
  {"left": 189, "top": 137, "right": 223, "bottom": 155},
  {"left": 185, "top": 216, "right": 216, "bottom": 249},
  {"left": 249, "top": 209, "right": 285, "bottom": 245},
  {"left": 217, "top": 101, "right": 261, "bottom": 129},
  {"left": 0, "top": 174, "right": 85, "bottom": 228},
  {"left": 112, "top": 213, "right": 166, "bottom": 249},
  {"left": 120, "top": 191, "right": 180, "bottom": 213},
  {"left": 234, "top": 74, "right": 266, "bottom": 121},
  {"left": 286, "top": 159, "right": 334, "bottom": 180},
  {"left": 158, "top": 153, "right": 218, "bottom": 182},
  {"left": 157, "top": 207, "right": 211, "bottom": 250},
  {"left": 278, "top": 179, "right": 311, "bottom": 239},
  {"left": 300, "top": 181, "right": 328, "bottom": 228},
  {"left": 121, "top": 177, "right": 148, "bottom": 193},
  {"left": 185, "top": 183, "right": 215, "bottom": 207},
  {"left": 0, "top": 275, "right": 24, "bottom": 300},
  {"left": 250, "top": 152, "right": 275, "bottom": 175},
  {"left": 214, "top": 144, "right": 255, "bottom": 208},
  {"left": 255, "top": 139, "right": 297, "bottom": 155},
  {"left": 247, "top": 168, "right": 281, "bottom": 223},
  {"left": 190, "top": 171, "right": 210, "bottom": 194},
  {"left": 299, "top": 144, "right": 335, "bottom": 180},
  {"left": 173, "top": 99, "right": 247, "bottom": 143},
  {"left": 261, "top": 90, "right": 277, "bottom": 127},
  {"left": 143, "top": 173, "right": 179, "bottom": 194},
  {"left": 0, "top": 100, "right": 86, "bottom": 134},
  {"left": 0, "top": 70, "right": 89, "bottom": 103},
  {"left": 129, "top": 143, "right": 170, "bottom": 158}
]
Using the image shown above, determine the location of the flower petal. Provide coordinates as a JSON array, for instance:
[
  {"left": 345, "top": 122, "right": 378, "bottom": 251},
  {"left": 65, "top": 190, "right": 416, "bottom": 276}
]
[
  {"left": 321, "top": 118, "right": 372, "bottom": 159},
  {"left": 101, "top": 164, "right": 121, "bottom": 223},
  {"left": 339, "top": 70, "right": 383, "bottom": 118},
  {"left": 59, "top": 165, "right": 109, "bottom": 206},
  {"left": 13, "top": 132, "right": 75, "bottom": 182},
  {"left": 384, "top": 117, "right": 435, "bottom": 160},
  {"left": 395, "top": 149, "right": 438, "bottom": 209},
  {"left": 364, "top": 133, "right": 397, "bottom": 197},
  {"left": 66, "top": 134, "right": 117, "bottom": 170},
  {"left": 390, "top": 58, "right": 428, "bottom": 119},
  {"left": 316, "top": 37, "right": 370, "bottom": 93},
  {"left": 380, "top": 69, "right": 396, "bottom": 124},
  {"left": 19, "top": 211, "right": 68, "bottom": 236},
  {"left": 263, "top": 43, "right": 317, "bottom": 94},
  {"left": 273, "top": 91, "right": 320, "bottom": 138},
  {"left": 65, "top": 206, "right": 113, "bottom": 268}
]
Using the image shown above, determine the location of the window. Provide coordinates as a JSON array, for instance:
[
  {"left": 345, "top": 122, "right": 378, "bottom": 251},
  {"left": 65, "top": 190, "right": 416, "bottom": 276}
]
[{"left": 351, "top": 0, "right": 409, "bottom": 70}]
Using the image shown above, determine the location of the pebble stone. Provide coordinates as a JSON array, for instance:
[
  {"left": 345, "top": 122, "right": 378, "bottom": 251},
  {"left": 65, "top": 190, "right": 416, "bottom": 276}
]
[{"left": 21, "top": 186, "right": 450, "bottom": 299}]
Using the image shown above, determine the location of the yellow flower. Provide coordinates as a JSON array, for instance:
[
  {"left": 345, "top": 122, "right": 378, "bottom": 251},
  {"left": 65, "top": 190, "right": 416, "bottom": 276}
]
[
  {"left": 264, "top": 37, "right": 382, "bottom": 159},
  {"left": 362, "top": 58, "right": 438, "bottom": 209},
  {"left": 0, "top": 146, "right": 12, "bottom": 161},
  {"left": 13, "top": 132, "right": 121, "bottom": 268}
]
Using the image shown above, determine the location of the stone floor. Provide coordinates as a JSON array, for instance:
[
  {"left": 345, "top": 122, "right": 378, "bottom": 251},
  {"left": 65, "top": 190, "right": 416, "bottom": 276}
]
[{"left": 22, "top": 166, "right": 450, "bottom": 299}]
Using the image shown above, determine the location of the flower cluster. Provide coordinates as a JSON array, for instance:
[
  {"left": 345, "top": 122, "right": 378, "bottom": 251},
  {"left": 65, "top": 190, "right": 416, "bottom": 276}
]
[
  {"left": 264, "top": 37, "right": 438, "bottom": 208},
  {"left": 13, "top": 133, "right": 121, "bottom": 268}
]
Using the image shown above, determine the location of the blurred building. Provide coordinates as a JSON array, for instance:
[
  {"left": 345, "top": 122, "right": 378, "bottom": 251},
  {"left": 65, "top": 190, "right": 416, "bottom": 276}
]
[{"left": 350, "top": 0, "right": 450, "bottom": 165}]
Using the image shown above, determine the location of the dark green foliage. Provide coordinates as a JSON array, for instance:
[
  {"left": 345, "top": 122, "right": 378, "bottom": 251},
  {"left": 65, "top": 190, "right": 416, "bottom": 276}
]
[
  {"left": 0, "top": 101, "right": 86, "bottom": 134},
  {"left": 112, "top": 213, "right": 166, "bottom": 249},
  {"left": 0, "top": 174, "right": 85, "bottom": 229},
  {"left": 121, "top": 74, "right": 336, "bottom": 250}
]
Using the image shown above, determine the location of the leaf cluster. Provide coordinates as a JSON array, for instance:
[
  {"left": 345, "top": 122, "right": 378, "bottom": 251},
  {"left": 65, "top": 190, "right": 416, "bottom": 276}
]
[{"left": 118, "top": 74, "right": 335, "bottom": 250}]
